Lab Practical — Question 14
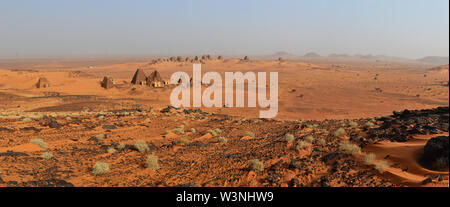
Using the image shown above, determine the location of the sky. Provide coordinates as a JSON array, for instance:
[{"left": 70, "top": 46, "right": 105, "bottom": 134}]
[{"left": 0, "top": 0, "right": 448, "bottom": 58}]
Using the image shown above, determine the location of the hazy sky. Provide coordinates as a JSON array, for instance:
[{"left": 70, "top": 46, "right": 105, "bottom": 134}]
[{"left": 0, "top": 0, "right": 448, "bottom": 58}]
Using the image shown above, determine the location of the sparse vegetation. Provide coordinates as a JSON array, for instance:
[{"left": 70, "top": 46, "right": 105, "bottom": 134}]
[
  {"left": 334, "top": 127, "right": 346, "bottom": 136},
  {"left": 173, "top": 125, "right": 185, "bottom": 134},
  {"left": 117, "top": 144, "right": 125, "bottom": 150},
  {"left": 92, "top": 162, "right": 109, "bottom": 175},
  {"left": 30, "top": 138, "right": 48, "bottom": 149},
  {"left": 365, "top": 121, "right": 375, "bottom": 127},
  {"left": 296, "top": 140, "right": 311, "bottom": 150},
  {"left": 146, "top": 153, "right": 160, "bottom": 170},
  {"left": 249, "top": 159, "right": 264, "bottom": 172},
  {"left": 218, "top": 136, "right": 228, "bottom": 143},
  {"left": 107, "top": 147, "right": 117, "bottom": 154},
  {"left": 339, "top": 141, "right": 361, "bottom": 155},
  {"left": 375, "top": 160, "right": 389, "bottom": 173},
  {"left": 134, "top": 140, "right": 150, "bottom": 152},
  {"left": 317, "top": 138, "right": 326, "bottom": 146},
  {"left": 364, "top": 153, "right": 376, "bottom": 165},
  {"left": 190, "top": 128, "right": 196, "bottom": 133},
  {"left": 95, "top": 134, "right": 105, "bottom": 141},
  {"left": 177, "top": 137, "right": 190, "bottom": 144},
  {"left": 303, "top": 135, "right": 314, "bottom": 143},
  {"left": 245, "top": 132, "right": 255, "bottom": 137},
  {"left": 285, "top": 133, "right": 295, "bottom": 142},
  {"left": 41, "top": 152, "right": 53, "bottom": 159}
]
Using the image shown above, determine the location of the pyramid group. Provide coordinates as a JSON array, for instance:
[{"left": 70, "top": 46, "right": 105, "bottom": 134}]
[{"left": 131, "top": 69, "right": 166, "bottom": 88}]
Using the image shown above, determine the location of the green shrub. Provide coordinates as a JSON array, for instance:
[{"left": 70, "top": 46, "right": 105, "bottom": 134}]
[
  {"left": 134, "top": 140, "right": 150, "bottom": 152},
  {"left": 173, "top": 125, "right": 185, "bottom": 134},
  {"left": 249, "top": 159, "right": 264, "bottom": 172},
  {"left": 146, "top": 154, "right": 160, "bottom": 170},
  {"left": 30, "top": 139, "right": 48, "bottom": 149},
  {"left": 92, "top": 162, "right": 109, "bottom": 175}
]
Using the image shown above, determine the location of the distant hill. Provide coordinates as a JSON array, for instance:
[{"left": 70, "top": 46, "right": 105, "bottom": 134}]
[
  {"left": 416, "top": 56, "right": 449, "bottom": 65},
  {"left": 304, "top": 52, "right": 320, "bottom": 57},
  {"left": 271, "top": 51, "right": 295, "bottom": 57},
  {"left": 328, "top": 53, "right": 350, "bottom": 57},
  {"left": 428, "top": 64, "right": 449, "bottom": 72}
]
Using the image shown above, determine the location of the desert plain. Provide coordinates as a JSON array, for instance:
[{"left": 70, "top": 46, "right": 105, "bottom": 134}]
[{"left": 0, "top": 56, "right": 448, "bottom": 187}]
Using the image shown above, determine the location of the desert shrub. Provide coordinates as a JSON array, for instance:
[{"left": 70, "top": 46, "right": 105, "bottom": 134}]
[
  {"left": 214, "top": 128, "right": 222, "bottom": 133},
  {"left": 190, "top": 128, "right": 196, "bottom": 133},
  {"left": 334, "top": 128, "right": 346, "bottom": 136},
  {"left": 339, "top": 141, "right": 361, "bottom": 155},
  {"left": 249, "top": 159, "right": 264, "bottom": 172},
  {"left": 145, "top": 118, "right": 151, "bottom": 122},
  {"left": 173, "top": 125, "right": 185, "bottom": 134},
  {"left": 117, "top": 144, "right": 125, "bottom": 150},
  {"left": 296, "top": 141, "right": 311, "bottom": 150},
  {"left": 245, "top": 132, "right": 255, "bottom": 137},
  {"left": 95, "top": 134, "right": 105, "bottom": 141},
  {"left": 317, "top": 138, "right": 326, "bottom": 146},
  {"left": 375, "top": 160, "right": 389, "bottom": 173},
  {"left": 218, "top": 136, "right": 228, "bottom": 143},
  {"left": 285, "top": 133, "right": 295, "bottom": 142},
  {"left": 207, "top": 129, "right": 217, "bottom": 137},
  {"left": 30, "top": 139, "right": 48, "bottom": 149},
  {"left": 98, "top": 115, "right": 104, "bottom": 120},
  {"left": 41, "top": 152, "right": 53, "bottom": 159},
  {"left": 134, "top": 140, "right": 150, "bottom": 152},
  {"left": 66, "top": 117, "right": 72, "bottom": 121},
  {"left": 107, "top": 147, "right": 116, "bottom": 154},
  {"left": 146, "top": 154, "right": 160, "bottom": 170},
  {"left": 165, "top": 130, "right": 171, "bottom": 134},
  {"left": 364, "top": 153, "right": 376, "bottom": 165},
  {"left": 365, "top": 121, "right": 375, "bottom": 127},
  {"left": 304, "top": 135, "right": 314, "bottom": 143},
  {"left": 22, "top": 117, "right": 32, "bottom": 122},
  {"left": 348, "top": 121, "right": 358, "bottom": 127},
  {"left": 177, "top": 137, "right": 190, "bottom": 144},
  {"left": 92, "top": 162, "right": 109, "bottom": 175}
]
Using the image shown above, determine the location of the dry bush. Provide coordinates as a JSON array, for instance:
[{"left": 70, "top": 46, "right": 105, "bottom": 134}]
[
  {"left": 364, "top": 153, "right": 376, "bottom": 165},
  {"left": 92, "top": 162, "right": 109, "bottom": 175},
  {"left": 245, "top": 132, "right": 255, "bottom": 137},
  {"left": 30, "top": 139, "right": 48, "bottom": 149},
  {"left": 303, "top": 135, "right": 314, "bottom": 143},
  {"left": 218, "top": 136, "right": 228, "bottom": 143},
  {"left": 249, "top": 159, "right": 264, "bottom": 172},
  {"left": 285, "top": 133, "right": 295, "bottom": 142},
  {"left": 334, "top": 128, "right": 346, "bottom": 136},
  {"left": 41, "top": 152, "right": 53, "bottom": 159},
  {"left": 134, "top": 140, "right": 150, "bottom": 152},
  {"left": 146, "top": 154, "right": 160, "bottom": 170},
  {"left": 296, "top": 140, "right": 311, "bottom": 150},
  {"left": 339, "top": 141, "right": 361, "bottom": 155},
  {"left": 375, "top": 160, "right": 389, "bottom": 173}
]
